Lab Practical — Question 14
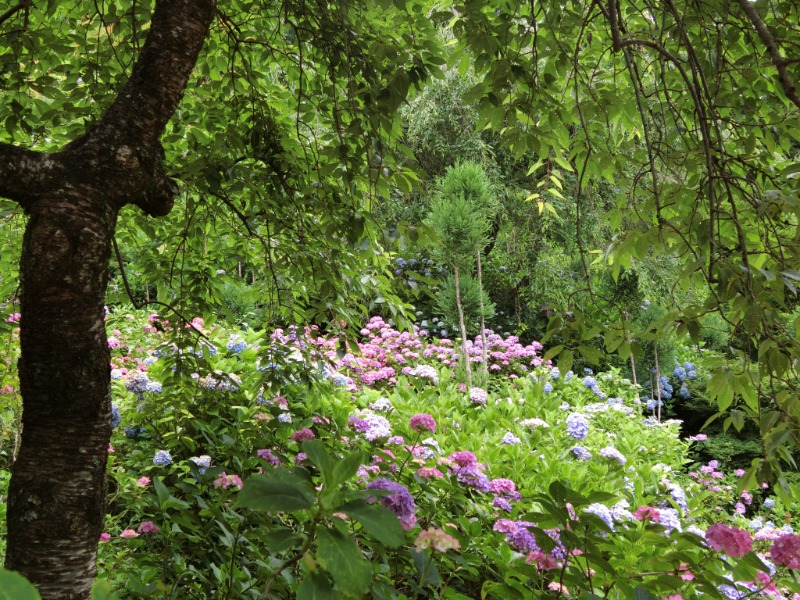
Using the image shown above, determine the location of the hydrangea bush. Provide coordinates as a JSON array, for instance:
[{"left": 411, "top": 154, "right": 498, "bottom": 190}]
[{"left": 1, "top": 309, "right": 800, "bottom": 599}]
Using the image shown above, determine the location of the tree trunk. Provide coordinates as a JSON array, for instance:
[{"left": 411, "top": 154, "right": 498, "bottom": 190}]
[
  {"left": 454, "top": 264, "right": 472, "bottom": 390},
  {"left": 5, "top": 194, "right": 117, "bottom": 598},
  {"left": 0, "top": 1, "right": 216, "bottom": 596}
]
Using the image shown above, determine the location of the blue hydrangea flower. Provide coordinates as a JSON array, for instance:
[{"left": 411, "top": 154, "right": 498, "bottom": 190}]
[
  {"left": 543, "top": 382, "right": 553, "bottom": 394},
  {"left": 278, "top": 412, "right": 292, "bottom": 423},
  {"left": 582, "top": 376, "right": 596, "bottom": 389},
  {"left": 750, "top": 518, "right": 764, "bottom": 530},
  {"left": 110, "top": 404, "right": 121, "bottom": 429},
  {"left": 571, "top": 446, "right": 592, "bottom": 460},
  {"left": 124, "top": 425, "right": 145, "bottom": 440},
  {"left": 566, "top": 413, "right": 589, "bottom": 440},
  {"left": 550, "top": 367, "right": 560, "bottom": 379},
  {"left": 110, "top": 369, "right": 123, "bottom": 380},
  {"left": 665, "top": 482, "right": 688, "bottom": 512},
  {"left": 226, "top": 335, "right": 246, "bottom": 353},
  {"left": 679, "top": 385, "right": 691, "bottom": 399},
  {"left": 153, "top": 450, "right": 172, "bottom": 467},
  {"left": 146, "top": 381, "right": 162, "bottom": 394},
  {"left": 501, "top": 432, "right": 521, "bottom": 445},
  {"left": 764, "top": 498, "right": 775, "bottom": 509},
  {"left": 584, "top": 503, "right": 615, "bottom": 531},
  {"left": 657, "top": 507, "right": 682, "bottom": 532},
  {"left": 564, "top": 370, "right": 574, "bottom": 382}
]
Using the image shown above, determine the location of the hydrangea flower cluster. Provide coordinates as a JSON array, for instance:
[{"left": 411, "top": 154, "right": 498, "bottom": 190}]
[
  {"left": 705, "top": 523, "right": 753, "bottom": 558},
  {"left": 599, "top": 446, "right": 626, "bottom": 465},
  {"left": 366, "top": 478, "right": 417, "bottom": 530},
  {"left": 469, "top": 387, "right": 488, "bottom": 405},
  {"left": 153, "top": 450, "right": 172, "bottom": 467},
  {"left": 409, "top": 413, "right": 436, "bottom": 433},
  {"left": 566, "top": 413, "right": 589, "bottom": 440},
  {"left": 414, "top": 527, "right": 461, "bottom": 553},
  {"left": 771, "top": 534, "right": 800, "bottom": 569},
  {"left": 571, "top": 445, "right": 592, "bottom": 460},
  {"left": 349, "top": 410, "right": 392, "bottom": 442}
]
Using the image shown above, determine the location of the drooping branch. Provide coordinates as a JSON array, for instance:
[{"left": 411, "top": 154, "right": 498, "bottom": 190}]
[{"left": 737, "top": 0, "right": 800, "bottom": 110}]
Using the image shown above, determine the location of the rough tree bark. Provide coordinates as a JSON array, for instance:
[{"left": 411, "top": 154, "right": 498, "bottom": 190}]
[{"left": 1, "top": 1, "right": 216, "bottom": 597}]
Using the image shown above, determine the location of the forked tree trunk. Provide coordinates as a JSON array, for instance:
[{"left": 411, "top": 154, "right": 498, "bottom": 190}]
[{"left": 0, "top": 2, "right": 215, "bottom": 596}]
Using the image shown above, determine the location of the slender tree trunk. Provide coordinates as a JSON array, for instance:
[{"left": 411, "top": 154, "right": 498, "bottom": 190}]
[
  {"left": 453, "top": 264, "right": 472, "bottom": 390},
  {"left": 0, "top": 2, "right": 216, "bottom": 596},
  {"left": 476, "top": 249, "right": 488, "bottom": 378}
]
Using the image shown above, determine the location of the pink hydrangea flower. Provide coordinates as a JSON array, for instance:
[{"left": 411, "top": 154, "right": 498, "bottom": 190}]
[
  {"left": 633, "top": 506, "right": 660, "bottom": 521},
  {"left": 213, "top": 472, "right": 244, "bottom": 490},
  {"left": 414, "top": 527, "right": 460, "bottom": 553},
  {"left": 99, "top": 532, "right": 111, "bottom": 543},
  {"left": 137, "top": 476, "right": 151, "bottom": 487},
  {"left": 290, "top": 428, "right": 315, "bottom": 442},
  {"left": 771, "top": 534, "right": 800, "bottom": 569},
  {"left": 409, "top": 413, "right": 436, "bottom": 433},
  {"left": 137, "top": 521, "right": 160, "bottom": 534},
  {"left": 705, "top": 523, "right": 753, "bottom": 558},
  {"left": 120, "top": 529, "right": 140, "bottom": 539},
  {"left": 417, "top": 467, "right": 444, "bottom": 479}
]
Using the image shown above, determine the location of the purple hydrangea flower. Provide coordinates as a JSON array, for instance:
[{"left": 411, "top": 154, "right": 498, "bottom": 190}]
[{"left": 366, "top": 478, "right": 417, "bottom": 530}]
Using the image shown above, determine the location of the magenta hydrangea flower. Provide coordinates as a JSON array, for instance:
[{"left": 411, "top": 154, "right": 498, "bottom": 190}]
[
  {"left": 705, "top": 523, "right": 753, "bottom": 558},
  {"left": 290, "top": 428, "right": 315, "bottom": 442},
  {"left": 489, "top": 478, "right": 518, "bottom": 496},
  {"left": 771, "top": 533, "right": 800, "bottom": 569},
  {"left": 409, "top": 413, "right": 436, "bottom": 433},
  {"left": 450, "top": 451, "right": 478, "bottom": 467}
]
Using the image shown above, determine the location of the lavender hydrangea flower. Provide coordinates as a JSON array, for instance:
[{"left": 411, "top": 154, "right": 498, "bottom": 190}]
[
  {"left": 410, "top": 364, "right": 439, "bottom": 384},
  {"left": 501, "top": 432, "right": 521, "bottom": 445},
  {"left": 571, "top": 445, "right": 592, "bottom": 460},
  {"left": 470, "top": 387, "right": 488, "bottom": 405},
  {"left": 599, "top": 446, "right": 626, "bottom": 465},
  {"left": 566, "top": 413, "right": 589, "bottom": 440}
]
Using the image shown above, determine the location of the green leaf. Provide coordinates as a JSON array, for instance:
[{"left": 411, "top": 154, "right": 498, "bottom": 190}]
[
  {"left": 412, "top": 550, "right": 442, "bottom": 586},
  {"left": 633, "top": 586, "right": 659, "bottom": 600},
  {"left": 236, "top": 471, "right": 316, "bottom": 513},
  {"left": 264, "top": 527, "right": 306, "bottom": 554},
  {"left": 153, "top": 476, "right": 170, "bottom": 507},
  {"left": 331, "top": 450, "right": 368, "bottom": 488},
  {"left": 91, "top": 580, "right": 121, "bottom": 600},
  {"left": 339, "top": 501, "right": 406, "bottom": 547},
  {"left": 0, "top": 569, "right": 41, "bottom": 600},
  {"left": 302, "top": 440, "right": 335, "bottom": 487},
  {"left": 296, "top": 572, "right": 335, "bottom": 600},
  {"left": 315, "top": 527, "right": 372, "bottom": 597}
]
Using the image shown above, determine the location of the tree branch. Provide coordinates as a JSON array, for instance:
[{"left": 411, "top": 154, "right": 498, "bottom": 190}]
[
  {"left": 0, "top": 1, "right": 26, "bottom": 28},
  {"left": 0, "top": 143, "right": 64, "bottom": 209},
  {"left": 737, "top": 0, "right": 800, "bottom": 110},
  {"left": 95, "top": 0, "right": 217, "bottom": 149}
]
